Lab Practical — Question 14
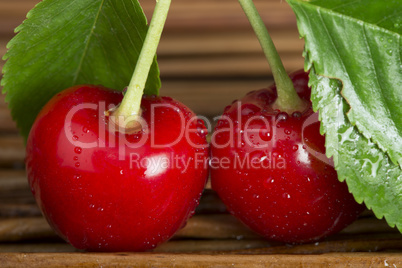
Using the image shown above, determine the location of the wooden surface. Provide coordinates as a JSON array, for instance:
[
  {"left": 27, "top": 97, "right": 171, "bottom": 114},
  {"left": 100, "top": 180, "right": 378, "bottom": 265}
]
[
  {"left": 1, "top": 0, "right": 402, "bottom": 267},
  {"left": 1, "top": 253, "right": 402, "bottom": 267}
]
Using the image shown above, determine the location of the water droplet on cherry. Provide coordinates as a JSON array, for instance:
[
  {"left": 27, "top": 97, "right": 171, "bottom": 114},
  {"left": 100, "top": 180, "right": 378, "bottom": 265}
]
[
  {"left": 264, "top": 177, "right": 275, "bottom": 189},
  {"left": 259, "top": 129, "right": 272, "bottom": 141},
  {"left": 292, "top": 112, "right": 302, "bottom": 118},
  {"left": 257, "top": 91, "right": 275, "bottom": 104},
  {"left": 74, "top": 147, "right": 82, "bottom": 154},
  {"left": 276, "top": 112, "right": 288, "bottom": 122},
  {"left": 75, "top": 162, "right": 80, "bottom": 167},
  {"left": 196, "top": 119, "right": 206, "bottom": 129},
  {"left": 241, "top": 103, "right": 261, "bottom": 116}
]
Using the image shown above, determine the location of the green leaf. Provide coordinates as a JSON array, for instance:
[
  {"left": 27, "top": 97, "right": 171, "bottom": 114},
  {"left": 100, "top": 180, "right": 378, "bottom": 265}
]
[
  {"left": 287, "top": 0, "right": 402, "bottom": 168},
  {"left": 287, "top": 0, "right": 402, "bottom": 230},
  {"left": 1, "top": 0, "right": 161, "bottom": 140},
  {"left": 309, "top": 67, "right": 402, "bottom": 231}
]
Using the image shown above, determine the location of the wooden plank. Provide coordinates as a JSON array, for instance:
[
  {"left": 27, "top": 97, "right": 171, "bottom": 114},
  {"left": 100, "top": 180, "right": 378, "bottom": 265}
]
[
  {"left": 158, "top": 53, "right": 304, "bottom": 78},
  {"left": 3, "top": 235, "right": 402, "bottom": 255},
  {"left": 0, "top": 170, "right": 28, "bottom": 193},
  {"left": 160, "top": 78, "right": 274, "bottom": 116},
  {"left": 155, "top": 239, "right": 277, "bottom": 253},
  {"left": 157, "top": 0, "right": 299, "bottom": 31},
  {"left": 0, "top": 0, "right": 298, "bottom": 34},
  {"left": 158, "top": 30, "right": 303, "bottom": 56},
  {"left": 1, "top": 233, "right": 402, "bottom": 254},
  {"left": 195, "top": 189, "right": 227, "bottom": 214},
  {"left": 226, "top": 236, "right": 402, "bottom": 255},
  {"left": 0, "top": 217, "right": 56, "bottom": 242},
  {"left": 0, "top": 252, "right": 401, "bottom": 267},
  {"left": 0, "top": 203, "right": 40, "bottom": 218},
  {"left": 0, "top": 243, "right": 76, "bottom": 253},
  {"left": 0, "top": 213, "right": 399, "bottom": 243},
  {"left": 0, "top": 239, "right": 274, "bottom": 253},
  {"left": 0, "top": 214, "right": 255, "bottom": 242},
  {"left": 0, "top": 169, "right": 37, "bottom": 217},
  {"left": 0, "top": 29, "right": 303, "bottom": 58},
  {"left": 0, "top": 136, "right": 25, "bottom": 166},
  {"left": 175, "top": 214, "right": 258, "bottom": 240},
  {"left": 0, "top": 52, "right": 302, "bottom": 80},
  {"left": 0, "top": 107, "right": 17, "bottom": 133}
]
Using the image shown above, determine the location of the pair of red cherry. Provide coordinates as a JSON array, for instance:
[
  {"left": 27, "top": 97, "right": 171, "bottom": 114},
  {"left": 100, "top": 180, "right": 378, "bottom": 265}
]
[{"left": 26, "top": 70, "right": 364, "bottom": 252}]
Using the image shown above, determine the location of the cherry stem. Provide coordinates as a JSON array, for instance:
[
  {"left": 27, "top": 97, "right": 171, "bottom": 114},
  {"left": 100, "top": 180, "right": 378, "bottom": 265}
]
[
  {"left": 112, "top": 0, "right": 171, "bottom": 124},
  {"left": 238, "top": 0, "right": 307, "bottom": 114}
]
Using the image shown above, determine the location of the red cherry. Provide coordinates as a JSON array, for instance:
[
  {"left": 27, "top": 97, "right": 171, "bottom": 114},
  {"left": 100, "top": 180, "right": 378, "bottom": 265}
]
[
  {"left": 26, "top": 85, "right": 209, "bottom": 251},
  {"left": 210, "top": 70, "right": 364, "bottom": 243}
]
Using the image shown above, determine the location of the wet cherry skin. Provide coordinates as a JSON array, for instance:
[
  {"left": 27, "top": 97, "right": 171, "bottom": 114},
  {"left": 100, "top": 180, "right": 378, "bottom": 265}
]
[
  {"left": 26, "top": 85, "right": 209, "bottom": 251},
  {"left": 210, "top": 70, "right": 365, "bottom": 243}
]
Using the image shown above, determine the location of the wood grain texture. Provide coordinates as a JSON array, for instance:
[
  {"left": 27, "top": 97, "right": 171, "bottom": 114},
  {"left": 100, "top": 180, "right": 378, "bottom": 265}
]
[
  {"left": 0, "top": 252, "right": 401, "bottom": 268},
  {"left": 0, "top": 203, "right": 40, "bottom": 218},
  {"left": 0, "top": 170, "right": 28, "bottom": 193},
  {"left": 0, "top": 212, "right": 400, "bottom": 242},
  {"left": 0, "top": 217, "right": 56, "bottom": 242},
  {"left": 0, "top": 0, "right": 298, "bottom": 33},
  {"left": 0, "top": 136, "right": 25, "bottom": 167}
]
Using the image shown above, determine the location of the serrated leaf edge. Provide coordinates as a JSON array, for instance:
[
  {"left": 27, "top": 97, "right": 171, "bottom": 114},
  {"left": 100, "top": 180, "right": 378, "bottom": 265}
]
[
  {"left": 288, "top": 0, "right": 402, "bottom": 169},
  {"left": 288, "top": 0, "right": 402, "bottom": 232}
]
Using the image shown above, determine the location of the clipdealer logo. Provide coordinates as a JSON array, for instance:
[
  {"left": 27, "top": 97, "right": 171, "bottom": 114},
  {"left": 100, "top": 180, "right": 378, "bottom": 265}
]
[{"left": 62, "top": 101, "right": 333, "bottom": 168}]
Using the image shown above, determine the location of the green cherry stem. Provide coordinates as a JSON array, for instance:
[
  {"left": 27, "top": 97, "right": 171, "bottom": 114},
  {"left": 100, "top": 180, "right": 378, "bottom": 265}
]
[
  {"left": 238, "top": 0, "right": 307, "bottom": 113},
  {"left": 112, "top": 0, "right": 171, "bottom": 128}
]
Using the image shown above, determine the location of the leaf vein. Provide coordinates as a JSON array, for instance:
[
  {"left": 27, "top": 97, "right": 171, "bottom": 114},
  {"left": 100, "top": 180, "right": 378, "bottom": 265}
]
[
  {"left": 122, "top": 0, "right": 145, "bottom": 43},
  {"left": 72, "top": 0, "right": 106, "bottom": 84},
  {"left": 374, "top": 11, "right": 402, "bottom": 26},
  {"left": 316, "top": 8, "right": 349, "bottom": 80},
  {"left": 108, "top": 2, "right": 138, "bottom": 75},
  {"left": 331, "top": 0, "right": 362, "bottom": 12},
  {"left": 361, "top": 24, "right": 391, "bottom": 130}
]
